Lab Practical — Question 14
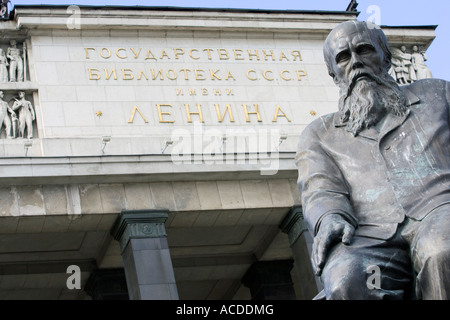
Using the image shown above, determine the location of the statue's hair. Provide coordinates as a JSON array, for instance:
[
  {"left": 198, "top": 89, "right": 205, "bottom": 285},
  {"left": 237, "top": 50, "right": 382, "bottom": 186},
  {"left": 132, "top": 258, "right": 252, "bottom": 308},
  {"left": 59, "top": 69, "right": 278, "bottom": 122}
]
[{"left": 323, "top": 21, "right": 392, "bottom": 79}]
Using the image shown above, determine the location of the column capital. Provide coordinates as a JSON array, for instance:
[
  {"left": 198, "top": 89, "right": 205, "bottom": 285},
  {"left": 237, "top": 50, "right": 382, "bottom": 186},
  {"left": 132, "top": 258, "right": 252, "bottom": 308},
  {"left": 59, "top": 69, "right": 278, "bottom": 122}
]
[
  {"left": 111, "top": 209, "right": 169, "bottom": 253},
  {"left": 279, "top": 205, "right": 308, "bottom": 246}
]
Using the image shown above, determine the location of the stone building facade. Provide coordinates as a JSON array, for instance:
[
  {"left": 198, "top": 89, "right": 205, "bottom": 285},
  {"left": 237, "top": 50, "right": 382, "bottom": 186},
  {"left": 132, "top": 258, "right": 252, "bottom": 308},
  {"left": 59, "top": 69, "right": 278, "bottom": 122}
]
[{"left": 0, "top": 5, "right": 436, "bottom": 299}]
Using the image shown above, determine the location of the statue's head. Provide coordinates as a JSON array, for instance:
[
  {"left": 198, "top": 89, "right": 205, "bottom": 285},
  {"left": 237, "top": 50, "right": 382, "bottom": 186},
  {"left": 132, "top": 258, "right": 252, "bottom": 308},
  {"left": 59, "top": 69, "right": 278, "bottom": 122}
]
[
  {"left": 323, "top": 21, "right": 392, "bottom": 87},
  {"left": 323, "top": 21, "right": 407, "bottom": 136},
  {"left": 10, "top": 40, "right": 16, "bottom": 46},
  {"left": 18, "top": 91, "right": 25, "bottom": 98}
]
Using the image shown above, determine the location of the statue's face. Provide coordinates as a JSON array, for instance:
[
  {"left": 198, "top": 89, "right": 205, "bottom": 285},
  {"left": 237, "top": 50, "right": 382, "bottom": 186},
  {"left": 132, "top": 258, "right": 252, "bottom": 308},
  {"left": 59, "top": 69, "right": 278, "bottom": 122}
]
[{"left": 325, "top": 22, "right": 387, "bottom": 87}]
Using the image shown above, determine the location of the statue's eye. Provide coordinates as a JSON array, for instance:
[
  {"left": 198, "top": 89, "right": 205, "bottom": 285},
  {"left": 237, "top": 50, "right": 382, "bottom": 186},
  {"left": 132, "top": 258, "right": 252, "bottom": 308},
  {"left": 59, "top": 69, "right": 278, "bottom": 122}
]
[
  {"left": 336, "top": 51, "right": 351, "bottom": 64},
  {"left": 357, "top": 44, "right": 375, "bottom": 55}
]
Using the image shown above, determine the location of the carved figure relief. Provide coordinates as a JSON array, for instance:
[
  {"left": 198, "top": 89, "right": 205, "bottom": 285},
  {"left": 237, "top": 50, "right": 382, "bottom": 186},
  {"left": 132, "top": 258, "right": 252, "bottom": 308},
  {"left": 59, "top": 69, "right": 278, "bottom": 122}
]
[
  {"left": 411, "top": 45, "right": 433, "bottom": 80},
  {"left": 0, "top": 91, "right": 35, "bottom": 139},
  {"left": 0, "top": 38, "right": 36, "bottom": 140},
  {"left": 390, "top": 45, "right": 433, "bottom": 84},
  {"left": 0, "top": 39, "right": 28, "bottom": 83},
  {"left": 0, "top": 90, "right": 13, "bottom": 138},
  {"left": 11, "top": 91, "right": 35, "bottom": 139},
  {"left": 6, "top": 40, "right": 25, "bottom": 82},
  {"left": 391, "top": 46, "right": 414, "bottom": 84},
  {"left": 0, "top": 48, "right": 8, "bottom": 82}
]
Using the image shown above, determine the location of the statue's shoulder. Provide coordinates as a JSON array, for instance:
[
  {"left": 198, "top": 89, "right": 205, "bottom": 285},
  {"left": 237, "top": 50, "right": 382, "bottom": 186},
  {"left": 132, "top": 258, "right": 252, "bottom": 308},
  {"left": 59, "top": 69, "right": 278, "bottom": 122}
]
[
  {"left": 405, "top": 78, "right": 449, "bottom": 95},
  {"left": 301, "top": 112, "right": 337, "bottom": 138}
]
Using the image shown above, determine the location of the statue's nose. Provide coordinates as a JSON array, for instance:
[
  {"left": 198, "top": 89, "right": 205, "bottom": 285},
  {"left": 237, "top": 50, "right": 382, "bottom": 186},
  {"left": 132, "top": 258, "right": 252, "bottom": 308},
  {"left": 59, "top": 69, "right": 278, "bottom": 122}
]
[{"left": 351, "top": 52, "right": 364, "bottom": 70}]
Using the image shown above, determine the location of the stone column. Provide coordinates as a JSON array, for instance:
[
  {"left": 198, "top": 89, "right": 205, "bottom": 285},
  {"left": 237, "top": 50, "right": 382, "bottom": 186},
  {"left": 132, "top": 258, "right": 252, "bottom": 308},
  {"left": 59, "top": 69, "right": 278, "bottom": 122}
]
[
  {"left": 84, "top": 268, "right": 129, "bottom": 300},
  {"left": 111, "top": 210, "right": 179, "bottom": 300},
  {"left": 280, "top": 205, "right": 322, "bottom": 299},
  {"left": 242, "top": 260, "right": 296, "bottom": 300}
]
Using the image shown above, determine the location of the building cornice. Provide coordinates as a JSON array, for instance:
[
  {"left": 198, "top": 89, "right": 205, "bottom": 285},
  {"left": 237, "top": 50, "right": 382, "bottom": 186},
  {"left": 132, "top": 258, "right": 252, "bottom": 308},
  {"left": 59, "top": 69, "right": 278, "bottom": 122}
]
[
  {"left": 7, "top": 5, "right": 436, "bottom": 48},
  {"left": 12, "top": 5, "right": 357, "bottom": 34},
  {"left": 0, "top": 152, "right": 298, "bottom": 186}
]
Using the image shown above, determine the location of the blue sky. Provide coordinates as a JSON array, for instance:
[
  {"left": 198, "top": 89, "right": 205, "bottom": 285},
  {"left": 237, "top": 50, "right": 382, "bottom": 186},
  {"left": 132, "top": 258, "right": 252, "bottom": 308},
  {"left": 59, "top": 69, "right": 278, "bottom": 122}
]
[{"left": 9, "top": 0, "right": 450, "bottom": 80}]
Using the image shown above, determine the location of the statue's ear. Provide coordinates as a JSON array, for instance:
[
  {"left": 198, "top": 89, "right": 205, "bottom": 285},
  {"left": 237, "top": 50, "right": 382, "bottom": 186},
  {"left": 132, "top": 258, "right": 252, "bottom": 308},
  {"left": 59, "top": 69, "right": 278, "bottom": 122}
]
[
  {"left": 330, "top": 72, "right": 340, "bottom": 85},
  {"left": 384, "top": 57, "right": 392, "bottom": 70}
]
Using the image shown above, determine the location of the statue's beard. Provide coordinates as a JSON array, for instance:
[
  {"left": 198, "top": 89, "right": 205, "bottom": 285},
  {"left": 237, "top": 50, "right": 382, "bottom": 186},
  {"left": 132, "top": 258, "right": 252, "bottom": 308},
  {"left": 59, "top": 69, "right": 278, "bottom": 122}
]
[{"left": 338, "top": 71, "right": 408, "bottom": 136}]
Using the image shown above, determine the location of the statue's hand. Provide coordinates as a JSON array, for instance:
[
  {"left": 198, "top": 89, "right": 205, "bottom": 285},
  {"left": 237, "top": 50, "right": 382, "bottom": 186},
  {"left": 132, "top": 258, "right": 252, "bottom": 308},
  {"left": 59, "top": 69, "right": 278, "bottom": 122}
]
[{"left": 312, "top": 214, "right": 355, "bottom": 277}]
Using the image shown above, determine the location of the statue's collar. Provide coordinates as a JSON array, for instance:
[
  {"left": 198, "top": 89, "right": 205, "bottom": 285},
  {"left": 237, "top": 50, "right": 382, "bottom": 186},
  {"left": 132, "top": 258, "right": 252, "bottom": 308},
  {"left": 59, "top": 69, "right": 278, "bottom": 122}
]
[{"left": 402, "top": 85, "right": 420, "bottom": 106}]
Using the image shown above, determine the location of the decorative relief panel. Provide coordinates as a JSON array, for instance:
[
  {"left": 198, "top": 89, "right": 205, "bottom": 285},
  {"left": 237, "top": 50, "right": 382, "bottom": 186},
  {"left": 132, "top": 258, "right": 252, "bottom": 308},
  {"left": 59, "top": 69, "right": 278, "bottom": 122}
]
[
  {"left": 0, "top": 38, "right": 37, "bottom": 139},
  {"left": 0, "top": 39, "right": 28, "bottom": 83},
  {"left": 389, "top": 44, "right": 433, "bottom": 85},
  {"left": 0, "top": 90, "right": 35, "bottom": 139}
]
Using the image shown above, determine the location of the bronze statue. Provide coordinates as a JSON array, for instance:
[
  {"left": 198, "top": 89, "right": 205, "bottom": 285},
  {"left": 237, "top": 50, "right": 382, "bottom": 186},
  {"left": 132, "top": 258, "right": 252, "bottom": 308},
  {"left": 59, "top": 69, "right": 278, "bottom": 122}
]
[{"left": 296, "top": 21, "right": 450, "bottom": 299}]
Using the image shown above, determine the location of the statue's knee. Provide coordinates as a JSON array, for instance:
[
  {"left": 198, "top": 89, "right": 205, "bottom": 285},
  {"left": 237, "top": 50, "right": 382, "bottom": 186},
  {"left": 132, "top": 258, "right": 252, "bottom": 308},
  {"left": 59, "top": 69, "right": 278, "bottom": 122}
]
[
  {"left": 326, "top": 279, "right": 357, "bottom": 299},
  {"left": 414, "top": 231, "right": 450, "bottom": 268},
  {"left": 420, "top": 247, "right": 450, "bottom": 270},
  {"left": 322, "top": 260, "right": 365, "bottom": 299}
]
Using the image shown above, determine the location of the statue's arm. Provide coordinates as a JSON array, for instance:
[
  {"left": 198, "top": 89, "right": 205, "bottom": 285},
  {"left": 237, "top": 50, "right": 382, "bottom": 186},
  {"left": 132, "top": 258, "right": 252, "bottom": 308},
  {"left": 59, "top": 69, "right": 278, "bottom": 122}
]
[
  {"left": 6, "top": 48, "right": 13, "bottom": 60},
  {"left": 26, "top": 101, "right": 35, "bottom": 120},
  {"left": 296, "top": 122, "right": 358, "bottom": 275},
  {"left": 11, "top": 101, "right": 19, "bottom": 111},
  {"left": 296, "top": 122, "right": 358, "bottom": 236}
]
